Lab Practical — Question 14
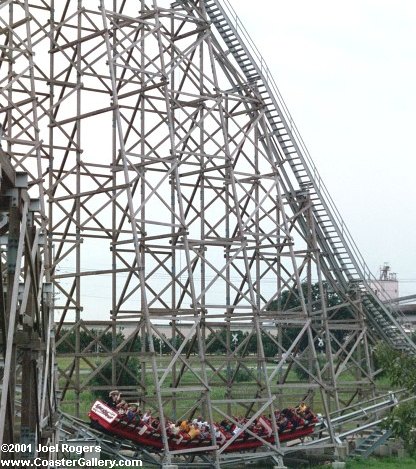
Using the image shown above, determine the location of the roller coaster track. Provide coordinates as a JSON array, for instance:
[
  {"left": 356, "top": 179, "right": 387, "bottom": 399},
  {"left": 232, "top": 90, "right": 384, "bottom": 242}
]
[
  {"left": 58, "top": 391, "right": 402, "bottom": 466},
  {"left": 203, "top": 0, "right": 415, "bottom": 353}
]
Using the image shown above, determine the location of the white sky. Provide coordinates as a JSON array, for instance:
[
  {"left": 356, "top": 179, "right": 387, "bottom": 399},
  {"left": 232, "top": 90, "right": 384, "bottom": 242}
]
[{"left": 229, "top": 0, "right": 416, "bottom": 296}]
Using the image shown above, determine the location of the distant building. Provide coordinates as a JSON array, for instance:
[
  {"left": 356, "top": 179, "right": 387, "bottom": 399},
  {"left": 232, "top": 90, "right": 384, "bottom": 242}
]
[
  {"left": 369, "top": 263, "right": 399, "bottom": 301},
  {"left": 368, "top": 263, "right": 415, "bottom": 333}
]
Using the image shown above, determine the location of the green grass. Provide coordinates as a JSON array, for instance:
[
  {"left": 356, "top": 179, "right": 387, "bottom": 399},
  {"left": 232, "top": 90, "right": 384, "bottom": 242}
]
[
  {"left": 60, "top": 390, "right": 95, "bottom": 417},
  {"left": 345, "top": 457, "right": 416, "bottom": 468},
  {"left": 56, "top": 355, "right": 398, "bottom": 423}
]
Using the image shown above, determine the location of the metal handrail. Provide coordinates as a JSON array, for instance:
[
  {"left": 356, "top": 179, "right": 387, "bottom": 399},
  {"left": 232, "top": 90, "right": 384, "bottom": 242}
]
[
  {"left": 217, "top": 0, "right": 371, "bottom": 281},
  {"left": 215, "top": 0, "right": 410, "bottom": 327}
]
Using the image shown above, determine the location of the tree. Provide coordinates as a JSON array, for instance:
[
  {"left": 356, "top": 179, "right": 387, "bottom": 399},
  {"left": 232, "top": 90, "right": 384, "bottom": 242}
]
[
  {"left": 375, "top": 342, "right": 416, "bottom": 455},
  {"left": 267, "top": 282, "right": 353, "bottom": 351},
  {"left": 206, "top": 329, "right": 248, "bottom": 354},
  {"left": 56, "top": 328, "right": 127, "bottom": 354},
  {"left": 90, "top": 357, "right": 141, "bottom": 398}
]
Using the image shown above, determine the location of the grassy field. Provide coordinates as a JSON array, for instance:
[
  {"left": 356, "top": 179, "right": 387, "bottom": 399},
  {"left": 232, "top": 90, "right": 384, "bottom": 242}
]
[
  {"left": 345, "top": 457, "right": 416, "bottom": 468},
  {"left": 109, "top": 457, "right": 416, "bottom": 468},
  {"left": 57, "top": 354, "right": 396, "bottom": 422},
  {"left": 56, "top": 357, "right": 410, "bottom": 469}
]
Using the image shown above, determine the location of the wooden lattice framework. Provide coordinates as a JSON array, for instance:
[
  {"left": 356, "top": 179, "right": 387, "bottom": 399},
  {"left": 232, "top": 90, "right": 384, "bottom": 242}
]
[{"left": 0, "top": 0, "right": 413, "bottom": 466}]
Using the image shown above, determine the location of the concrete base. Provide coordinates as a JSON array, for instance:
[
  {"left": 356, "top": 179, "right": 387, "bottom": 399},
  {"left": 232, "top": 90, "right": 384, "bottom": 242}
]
[
  {"left": 162, "top": 466, "right": 178, "bottom": 469},
  {"left": 273, "top": 466, "right": 288, "bottom": 469},
  {"left": 397, "top": 448, "right": 408, "bottom": 458},
  {"left": 379, "top": 444, "right": 392, "bottom": 457},
  {"left": 84, "top": 450, "right": 100, "bottom": 461},
  {"left": 387, "top": 439, "right": 398, "bottom": 455},
  {"left": 335, "top": 444, "right": 348, "bottom": 461},
  {"left": 332, "top": 463, "right": 346, "bottom": 469}
]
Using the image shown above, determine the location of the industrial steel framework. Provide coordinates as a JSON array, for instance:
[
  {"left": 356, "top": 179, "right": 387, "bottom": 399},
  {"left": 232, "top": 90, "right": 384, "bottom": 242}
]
[{"left": 0, "top": 0, "right": 414, "bottom": 466}]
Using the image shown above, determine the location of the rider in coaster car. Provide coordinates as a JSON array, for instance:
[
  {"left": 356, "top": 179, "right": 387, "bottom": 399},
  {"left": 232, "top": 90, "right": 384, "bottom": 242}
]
[
  {"left": 105, "top": 390, "right": 120, "bottom": 408},
  {"left": 188, "top": 423, "right": 201, "bottom": 440},
  {"left": 126, "top": 404, "right": 139, "bottom": 422}
]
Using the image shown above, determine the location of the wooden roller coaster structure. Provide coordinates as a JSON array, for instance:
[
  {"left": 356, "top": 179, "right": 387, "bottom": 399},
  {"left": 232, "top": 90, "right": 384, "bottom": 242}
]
[{"left": 0, "top": 0, "right": 414, "bottom": 467}]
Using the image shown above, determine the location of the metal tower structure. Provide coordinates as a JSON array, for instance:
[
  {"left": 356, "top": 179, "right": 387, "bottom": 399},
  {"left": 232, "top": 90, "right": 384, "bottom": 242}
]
[{"left": 0, "top": 0, "right": 414, "bottom": 466}]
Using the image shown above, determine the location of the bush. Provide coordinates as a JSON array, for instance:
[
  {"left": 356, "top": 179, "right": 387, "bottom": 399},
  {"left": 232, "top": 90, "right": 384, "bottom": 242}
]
[
  {"left": 230, "top": 367, "right": 253, "bottom": 383},
  {"left": 375, "top": 342, "right": 416, "bottom": 455},
  {"left": 293, "top": 353, "right": 327, "bottom": 381},
  {"left": 90, "top": 357, "right": 141, "bottom": 398}
]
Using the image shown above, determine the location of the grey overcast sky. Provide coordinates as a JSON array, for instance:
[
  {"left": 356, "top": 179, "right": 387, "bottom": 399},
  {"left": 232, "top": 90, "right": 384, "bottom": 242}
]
[{"left": 229, "top": 0, "right": 416, "bottom": 296}]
